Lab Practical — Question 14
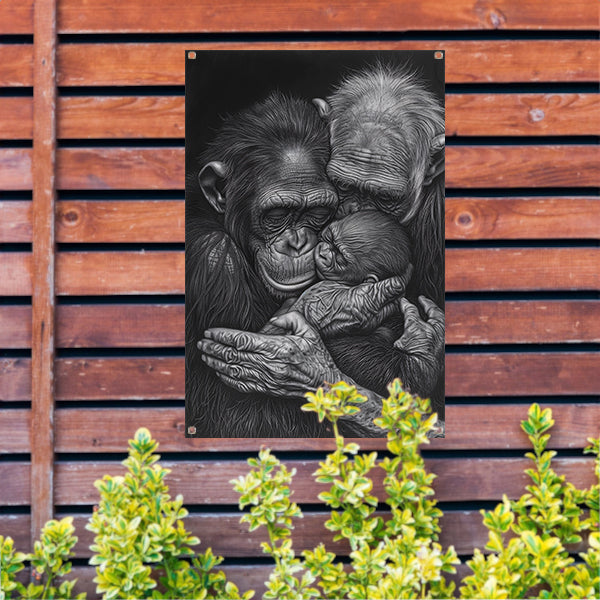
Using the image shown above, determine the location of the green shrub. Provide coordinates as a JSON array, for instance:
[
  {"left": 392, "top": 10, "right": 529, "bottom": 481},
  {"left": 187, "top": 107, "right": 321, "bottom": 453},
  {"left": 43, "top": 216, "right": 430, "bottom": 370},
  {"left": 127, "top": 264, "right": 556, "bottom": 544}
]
[{"left": 233, "top": 380, "right": 599, "bottom": 599}]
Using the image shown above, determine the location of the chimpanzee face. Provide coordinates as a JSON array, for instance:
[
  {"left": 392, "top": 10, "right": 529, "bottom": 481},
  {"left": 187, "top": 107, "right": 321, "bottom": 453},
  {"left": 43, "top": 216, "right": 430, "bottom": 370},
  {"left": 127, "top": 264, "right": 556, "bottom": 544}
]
[{"left": 248, "top": 149, "right": 338, "bottom": 299}]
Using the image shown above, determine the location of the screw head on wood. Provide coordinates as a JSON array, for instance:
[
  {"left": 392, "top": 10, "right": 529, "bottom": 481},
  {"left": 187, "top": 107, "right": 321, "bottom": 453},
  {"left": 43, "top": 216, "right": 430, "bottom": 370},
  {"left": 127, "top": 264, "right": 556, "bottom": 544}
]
[
  {"left": 188, "top": 426, "right": 196, "bottom": 435},
  {"left": 188, "top": 51, "right": 197, "bottom": 60},
  {"left": 434, "top": 51, "right": 444, "bottom": 59}
]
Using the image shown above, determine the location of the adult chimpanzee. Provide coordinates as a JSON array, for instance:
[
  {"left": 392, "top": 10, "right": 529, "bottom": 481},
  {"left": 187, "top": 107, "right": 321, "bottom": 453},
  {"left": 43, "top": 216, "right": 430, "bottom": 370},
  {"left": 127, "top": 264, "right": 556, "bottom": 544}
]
[
  {"left": 312, "top": 63, "right": 445, "bottom": 308},
  {"left": 311, "top": 63, "right": 446, "bottom": 418},
  {"left": 187, "top": 92, "right": 411, "bottom": 437}
]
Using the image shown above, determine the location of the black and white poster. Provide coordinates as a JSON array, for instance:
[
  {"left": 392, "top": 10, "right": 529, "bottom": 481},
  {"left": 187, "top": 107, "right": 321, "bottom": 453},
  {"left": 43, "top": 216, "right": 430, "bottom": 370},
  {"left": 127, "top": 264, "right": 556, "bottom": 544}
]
[{"left": 185, "top": 51, "right": 445, "bottom": 438}]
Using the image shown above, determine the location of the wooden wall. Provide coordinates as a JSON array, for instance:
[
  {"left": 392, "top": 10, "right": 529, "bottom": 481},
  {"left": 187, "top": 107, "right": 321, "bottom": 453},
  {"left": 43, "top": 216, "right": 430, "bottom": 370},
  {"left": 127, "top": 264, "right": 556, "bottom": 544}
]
[{"left": 0, "top": 1, "right": 598, "bottom": 595}]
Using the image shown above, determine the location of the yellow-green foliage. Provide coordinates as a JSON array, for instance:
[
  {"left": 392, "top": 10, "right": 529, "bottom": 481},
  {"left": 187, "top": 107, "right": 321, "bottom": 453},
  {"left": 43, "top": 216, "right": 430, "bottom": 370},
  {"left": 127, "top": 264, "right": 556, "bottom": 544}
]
[
  {"left": 233, "top": 380, "right": 599, "bottom": 600},
  {"left": 87, "top": 427, "right": 251, "bottom": 600}
]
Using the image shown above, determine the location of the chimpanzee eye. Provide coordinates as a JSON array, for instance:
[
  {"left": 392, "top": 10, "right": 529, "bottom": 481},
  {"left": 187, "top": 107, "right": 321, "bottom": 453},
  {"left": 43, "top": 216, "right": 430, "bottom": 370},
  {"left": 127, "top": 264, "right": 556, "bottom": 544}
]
[
  {"left": 262, "top": 208, "right": 290, "bottom": 228},
  {"left": 305, "top": 207, "right": 333, "bottom": 225}
]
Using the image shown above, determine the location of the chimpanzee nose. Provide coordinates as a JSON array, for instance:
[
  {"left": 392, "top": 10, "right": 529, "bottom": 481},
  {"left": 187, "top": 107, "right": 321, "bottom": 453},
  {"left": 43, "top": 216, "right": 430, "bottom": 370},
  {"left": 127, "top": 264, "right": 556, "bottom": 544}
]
[{"left": 286, "top": 229, "right": 312, "bottom": 256}]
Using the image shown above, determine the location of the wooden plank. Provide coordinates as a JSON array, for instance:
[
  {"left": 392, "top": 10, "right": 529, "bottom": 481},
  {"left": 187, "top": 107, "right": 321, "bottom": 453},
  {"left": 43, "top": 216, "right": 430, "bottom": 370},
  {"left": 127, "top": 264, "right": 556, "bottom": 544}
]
[
  {"left": 57, "top": 41, "right": 600, "bottom": 86},
  {"left": 0, "top": 149, "right": 33, "bottom": 190},
  {"left": 50, "top": 197, "right": 600, "bottom": 243},
  {"left": 0, "top": 45, "right": 33, "bottom": 87},
  {"left": 5, "top": 300, "right": 596, "bottom": 350},
  {"left": 0, "top": 507, "right": 588, "bottom": 558},
  {"left": 52, "top": 403, "right": 600, "bottom": 452},
  {"left": 0, "top": 0, "right": 33, "bottom": 34},
  {"left": 0, "top": 409, "right": 30, "bottom": 453},
  {"left": 56, "top": 200, "right": 183, "bottom": 243},
  {"left": 1, "top": 462, "right": 30, "bottom": 506},
  {"left": 54, "top": 146, "right": 599, "bottom": 190},
  {"left": 57, "top": 97, "right": 184, "bottom": 139},
  {"left": 0, "top": 98, "right": 33, "bottom": 139},
  {"left": 31, "top": 0, "right": 58, "bottom": 546},
  {"left": 0, "top": 359, "right": 31, "bottom": 401},
  {"left": 0, "top": 253, "right": 32, "bottom": 296},
  {"left": 48, "top": 457, "right": 595, "bottom": 505},
  {"left": 0, "top": 306, "right": 32, "bottom": 349},
  {"left": 0, "top": 201, "right": 32, "bottom": 243},
  {"left": 447, "top": 300, "right": 600, "bottom": 344},
  {"left": 446, "top": 248, "right": 599, "bottom": 292},
  {"left": 2, "top": 353, "right": 598, "bottom": 402},
  {"left": 55, "top": 251, "right": 183, "bottom": 295},
  {"left": 52, "top": 94, "right": 599, "bottom": 139},
  {"left": 447, "top": 93, "right": 600, "bottom": 137},
  {"left": 446, "top": 197, "right": 600, "bottom": 240},
  {"left": 448, "top": 145, "right": 599, "bottom": 188},
  {"left": 56, "top": 0, "right": 598, "bottom": 32}
]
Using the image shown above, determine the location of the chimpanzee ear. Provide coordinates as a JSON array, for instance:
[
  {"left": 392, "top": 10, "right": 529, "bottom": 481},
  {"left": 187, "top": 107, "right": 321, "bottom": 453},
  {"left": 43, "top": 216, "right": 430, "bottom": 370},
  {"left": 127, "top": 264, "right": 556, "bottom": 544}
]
[
  {"left": 198, "top": 161, "right": 228, "bottom": 214},
  {"left": 364, "top": 273, "right": 379, "bottom": 284},
  {"left": 424, "top": 134, "right": 445, "bottom": 186},
  {"left": 312, "top": 98, "right": 331, "bottom": 121}
]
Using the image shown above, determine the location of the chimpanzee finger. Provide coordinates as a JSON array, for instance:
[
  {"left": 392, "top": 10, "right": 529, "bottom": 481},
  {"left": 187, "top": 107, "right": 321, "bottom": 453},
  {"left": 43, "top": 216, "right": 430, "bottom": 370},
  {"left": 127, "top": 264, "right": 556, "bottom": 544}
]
[
  {"left": 418, "top": 296, "right": 444, "bottom": 323},
  {"left": 200, "top": 354, "right": 259, "bottom": 382},
  {"left": 400, "top": 297, "right": 421, "bottom": 328},
  {"left": 373, "top": 264, "right": 414, "bottom": 299},
  {"left": 216, "top": 373, "right": 261, "bottom": 394},
  {"left": 197, "top": 339, "right": 259, "bottom": 366},
  {"left": 204, "top": 328, "right": 280, "bottom": 356}
]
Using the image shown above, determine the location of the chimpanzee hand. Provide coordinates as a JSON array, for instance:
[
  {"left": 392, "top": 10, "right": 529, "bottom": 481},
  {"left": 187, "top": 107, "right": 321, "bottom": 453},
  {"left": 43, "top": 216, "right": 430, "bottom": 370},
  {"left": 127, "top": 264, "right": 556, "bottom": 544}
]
[
  {"left": 197, "top": 311, "right": 344, "bottom": 397},
  {"left": 268, "top": 266, "right": 413, "bottom": 339},
  {"left": 394, "top": 296, "right": 445, "bottom": 366}
]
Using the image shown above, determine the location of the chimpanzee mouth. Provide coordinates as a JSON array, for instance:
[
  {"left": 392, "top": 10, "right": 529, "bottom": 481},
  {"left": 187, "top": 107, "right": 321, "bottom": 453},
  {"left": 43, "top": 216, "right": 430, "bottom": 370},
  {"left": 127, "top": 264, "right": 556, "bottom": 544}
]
[{"left": 259, "top": 265, "right": 317, "bottom": 293}]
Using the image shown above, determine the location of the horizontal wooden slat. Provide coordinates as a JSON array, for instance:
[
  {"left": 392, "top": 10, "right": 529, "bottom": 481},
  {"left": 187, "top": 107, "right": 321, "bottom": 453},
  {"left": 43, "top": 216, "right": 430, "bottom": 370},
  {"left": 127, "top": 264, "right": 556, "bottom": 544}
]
[
  {"left": 52, "top": 147, "right": 599, "bottom": 190},
  {"left": 2, "top": 402, "right": 597, "bottom": 454},
  {"left": 56, "top": 41, "right": 600, "bottom": 86},
  {"left": 446, "top": 197, "right": 600, "bottom": 240},
  {"left": 55, "top": 0, "right": 598, "bottom": 33},
  {"left": 39, "top": 94, "right": 599, "bottom": 139},
  {"left": 0, "top": 1, "right": 33, "bottom": 34},
  {"left": 0, "top": 508, "right": 588, "bottom": 558},
  {"left": 0, "top": 45, "right": 33, "bottom": 87},
  {"left": 447, "top": 93, "right": 600, "bottom": 136},
  {"left": 447, "top": 248, "right": 599, "bottom": 291},
  {"left": 447, "top": 300, "right": 600, "bottom": 344},
  {"left": 0, "top": 149, "right": 32, "bottom": 190},
  {"left": 6, "top": 300, "right": 598, "bottom": 350},
  {"left": 2, "top": 248, "right": 598, "bottom": 297},
  {"left": 0, "top": 98, "right": 33, "bottom": 139},
  {"left": 0, "top": 201, "right": 32, "bottom": 242},
  {"left": 56, "top": 200, "right": 183, "bottom": 243},
  {"left": 2, "top": 353, "right": 597, "bottom": 401}
]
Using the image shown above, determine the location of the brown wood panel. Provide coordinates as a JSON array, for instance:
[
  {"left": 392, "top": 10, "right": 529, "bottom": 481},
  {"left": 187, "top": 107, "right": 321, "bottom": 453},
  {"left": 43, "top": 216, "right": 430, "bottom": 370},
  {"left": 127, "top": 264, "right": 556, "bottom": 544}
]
[
  {"left": 1, "top": 462, "right": 30, "bottom": 505},
  {"left": 48, "top": 457, "right": 595, "bottom": 505},
  {"left": 0, "top": 253, "right": 32, "bottom": 296},
  {"left": 446, "top": 197, "right": 600, "bottom": 240},
  {"left": 52, "top": 403, "right": 600, "bottom": 452},
  {"left": 52, "top": 94, "right": 599, "bottom": 139},
  {"left": 55, "top": 0, "right": 598, "bottom": 32},
  {"left": 56, "top": 41, "right": 600, "bottom": 86},
  {"left": 54, "top": 146, "right": 599, "bottom": 190},
  {"left": 446, "top": 248, "right": 599, "bottom": 292},
  {"left": 0, "top": 306, "right": 32, "bottom": 349},
  {"left": 0, "top": 508, "right": 588, "bottom": 558},
  {"left": 50, "top": 197, "right": 600, "bottom": 243},
  {"left": 0, "top": 201, "right": 32, "bottom": 243},
  {"left": 447, "top": 300, "right": 600, "bottom": 344},
  {"left": 0, "top": 0, "right": 33, "bottom": 34},
  {"left": 0, "top": 98, "right": 33, "bottom": 139},
  {"left": 47, "top": 249, "right": 600, "bottom": 296},
  {"left": 55, "top": 251, "right": 183, "bottom": 295},
  {"left": 447, "top": 93, "right": 600, "bottom": 137},
  {"left": 0, "top": 359, "right": 30, "bottom": 401},
  {"left": 0, "top": 45, "right": 33, "bottom": 86},
  {"left": 448, "top": 145, "right": 599, "bottom": 188},
  {"left": 0, "top": 409, "right": 29, "bottom": 453},
  {"left": 57, "top": 96, "right": 184, "bottom": 139},
  {"left": 56, "top": 200, "right": 183, "bottom": 243},
  {"left": 0, "top": 149, "right": 33, "bottom": 190}
]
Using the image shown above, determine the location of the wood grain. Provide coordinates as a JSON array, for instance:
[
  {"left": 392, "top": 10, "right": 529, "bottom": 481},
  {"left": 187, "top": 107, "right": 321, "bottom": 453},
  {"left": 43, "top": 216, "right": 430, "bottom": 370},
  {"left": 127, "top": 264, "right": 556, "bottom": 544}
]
[
  {"left": 0, "top": 359, "right": 30, "bottom": 401},
  {"left": 32, "top": 93, "right": 598, "bottom": 139},
  {"left": 446, "top": 197, "right": 600, "bottom": 240},
  {"left": 0, "top": 0, "right": 33, "bottom": 34},
  {"left": 0, "top": 508, "right": 588, "bottom": 557},
  {"left": 55, "top": 0, "right": 598, "bottom": 33},
  {"left": 56, "top": 41, "right": 600, "bottom": 86},
  {"left": 0, "top": 201, "right": 32, "bottom": 243},
  {"left": 0, "top": 149, "right": 33, "bottom": 190},
  {"left": 0, "top": 98, "right": 33, "bottom": 139},
  {"left": 0, "top": 45, "right": 33, "bottom": 86},
  {"left": 0, "top": 253, "right": 32, "bottom": 296},
  {"left": 0, "top": 409, "right": 30, "bottom": 453},
  {"left": 447, "top": 93, "right": 600, "bottom": 136},
  {"left": 447, "top": 300, "right": 600, "bottom": 344},
  {"left": 53, "top": 147, "right": 599, "bottom": 190},
  {"left": 0, "top": 306, "right": 32, "bottom": 349},
  {"left": 447, "top": 248, "right": 599, "bottom": 291}
]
